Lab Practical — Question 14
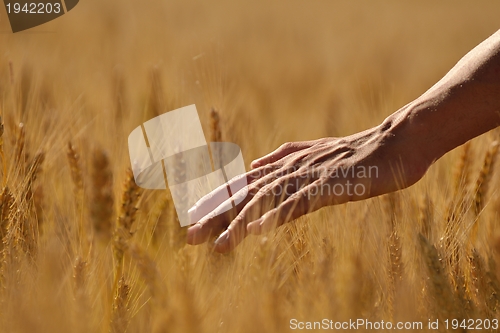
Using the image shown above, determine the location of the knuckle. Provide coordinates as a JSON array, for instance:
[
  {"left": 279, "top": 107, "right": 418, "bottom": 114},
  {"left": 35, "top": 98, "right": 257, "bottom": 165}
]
[
  {"left": 258, "top": 183, "right": 273, "bottom": 195},
  {"left": 229, "top": 217, "right": 244, "bottom": 230},
  {"left": 288, "top": 191, "right": 303, "bottom": 202},
  {"left": 248, "top": 184, "right": 260, "bottom": 196},
  {"left": 279, "top": 142, "right": 294, "bottom": 151}
]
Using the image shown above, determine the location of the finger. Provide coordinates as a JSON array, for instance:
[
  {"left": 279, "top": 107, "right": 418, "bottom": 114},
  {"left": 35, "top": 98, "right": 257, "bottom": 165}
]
[
  {"left": 211, "top": 216, "right": 247, "bottom": 253},
  {"left": 250, "top": 141, "right": 315, "bottom": 168},
  {"left": 211, "top": 173, "right": 313, "bottom": 252},
  {"left": 252, "top": 170, "right": 317, "bottom": 212},
  {"left": 187, "top": 167, "right": 304, "bottom": 244},
  {"left": 187, "top": 174, "right": 246, "bottom": 225},
  {"left": 247, "top": 178, "right": 326, "bottom": 235},
  {"left": 210, "top": 199, "right": 257, "bottom": 253},
  {"left": 188, "top": 162, "right": 300, "bottom": 225},
  {"left": 186, "top": 186, "right": 251, "bottom": 245},
  {"left": 187, "top": 165, "right": 278, "bottom": 224}
]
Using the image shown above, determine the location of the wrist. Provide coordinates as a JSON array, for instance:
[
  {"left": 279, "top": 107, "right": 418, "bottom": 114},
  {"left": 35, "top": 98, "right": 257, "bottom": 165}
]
[{"left": 379, "top": 102, "right": 439, "bottom": 175}]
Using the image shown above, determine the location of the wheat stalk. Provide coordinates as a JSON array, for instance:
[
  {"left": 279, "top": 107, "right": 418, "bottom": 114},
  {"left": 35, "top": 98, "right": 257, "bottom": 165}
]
[
  {"left": 445, "top": 142, "right": 471, "bottom": 224},
  {"left": 147, "top": 67, "right": 164, "bottom": 119},
  {"left": 468, "top": 250, "right": 497, "bottom": 318},
  {"left": 8, "top": 61, "right": 14, "bottom": 85},
  {"left": 112, "top": 168, "right": 142, "bottom": 300},
  {"left": 72, "top": 255, "right": 90, "bottom": 333},
  {"left": 382, "top": 193, "right": 403, "bottom": 319},
  {"left": 73, "top": 255, "right": 88, "bottom": 299},
  {"left": 67, "top": 141, "right": 89, "bottom": 254},
  {"left": 169, "top": 149, "right": 187, "bottom": 250},
  {"left": 150, "top": 191, "right": 171, "bottom": 246},
  {"left": 11, "top": 152, "right": 45, "bottom": 261},
  {"left": 469, "top": 141, "right": 499, "bottom": 249},
  {"left": 67, "top": 142, "right": 84, "bottom": 197},
  {"left": 110, "top": 276, "right": 131, "bottom": 333},
  {"left": 128, "top": 242, "right": 164, "bottom": 302},
  {"left": 112, "top": 69, "right": 127, "bottom": 122},
  {"left": 486, "top": 256, "right": 500, "bottom": 315},
  {"left": 0, "top": 116, "right": 6, "bottom": 187},
  {"left": 24, "top": 152, "right": 44, "bottom": 202},
  {"left": 14, "top": 123, "right": 25, "bottom": 173},
  {"left": 418, "top": 193, "right": 433, "bottom": 240},
  {"left": 0, "top": 187, "right": 13, "bottom": 252},
  {"left": 418, "top": 233, "right": 459, "bottom": 321},
  {"left": 210, "top": 108, "right": 222, "bottom": 143},
  {"left": 210, "top": 108, "right": 223, "bottom": 171},
  {"left": 0, "top": 187, "right": 14, "bottom": 288},
  {"left": 453, "top": 141, "right": 471, "bottom": 198},
  {"left": 473, "top": 141, "right": 498, "bottom": 216},
  {"left": 382, "top": 195, "right": 403, "bottom": 277},
  {"left": 91, "top": 148, "right": 114, "bottom": 241}
]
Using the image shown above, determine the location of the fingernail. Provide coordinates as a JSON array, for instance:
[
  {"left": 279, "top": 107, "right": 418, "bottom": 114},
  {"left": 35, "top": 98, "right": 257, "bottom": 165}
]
[
  {"left": 214, "top": 230, "right": 229, "bottom": 245},
  {"left": 187, "top": 206, "right": 196, "bottom": 213}
]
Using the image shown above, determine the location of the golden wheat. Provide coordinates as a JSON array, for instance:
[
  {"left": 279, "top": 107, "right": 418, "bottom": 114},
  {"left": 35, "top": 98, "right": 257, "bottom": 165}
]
[
  {"left": 110, "top": 276, "right": 131, "bottom": 333},
  {"left": 90, "top": 147, "right": 114, "bottom": 240},
  {"left": 0, "top": 2, "right": 499, "bottom": 332},
  {"left": 473, "top": 141, "right": 499, "bottom": 217}
]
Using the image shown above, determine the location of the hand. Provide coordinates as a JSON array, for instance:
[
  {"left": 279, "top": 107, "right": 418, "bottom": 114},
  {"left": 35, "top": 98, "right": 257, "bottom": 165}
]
[{"left": 186, "top": 120, "right": 430, "bottom": 253}]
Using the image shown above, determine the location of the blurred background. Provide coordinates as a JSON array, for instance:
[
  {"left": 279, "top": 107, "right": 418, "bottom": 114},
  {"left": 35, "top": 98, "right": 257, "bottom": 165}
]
[
  {"left": 1, "top": 1, "right": 500, "bottom": 332},
  {"left": 1, "top": 0, "right": 499, "bottom": 161}
]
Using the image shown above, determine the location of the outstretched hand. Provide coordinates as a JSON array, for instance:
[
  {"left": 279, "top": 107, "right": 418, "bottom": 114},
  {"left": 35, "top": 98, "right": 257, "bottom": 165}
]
[
  {"left": 186, "top": 29, "right": 500, "bottom": 252},
  {"left": 186, "top": 121, "right": 430, "bottom": 252}
]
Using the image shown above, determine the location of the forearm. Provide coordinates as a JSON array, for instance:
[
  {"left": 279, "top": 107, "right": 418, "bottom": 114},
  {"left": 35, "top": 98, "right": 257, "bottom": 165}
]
[{"left": 387, "top": 29, "right": 500, "bottom": 165}]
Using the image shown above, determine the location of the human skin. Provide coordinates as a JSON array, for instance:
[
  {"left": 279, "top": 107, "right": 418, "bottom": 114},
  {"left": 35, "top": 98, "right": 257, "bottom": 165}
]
[{"left": 187, "top": 29, "right": 500, "bottom": 253}]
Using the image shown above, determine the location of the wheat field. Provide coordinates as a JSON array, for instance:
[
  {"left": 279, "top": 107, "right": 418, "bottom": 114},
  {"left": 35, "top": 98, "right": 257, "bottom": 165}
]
[{"left": 1, "top": 0, "right": 500, "bottom": 332}]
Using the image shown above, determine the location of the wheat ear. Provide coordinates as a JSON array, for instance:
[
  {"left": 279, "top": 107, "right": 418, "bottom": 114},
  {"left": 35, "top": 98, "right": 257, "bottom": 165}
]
[
  {"left": 112, "top": 168, "right": 142, "bottom": 300},
  {"left": 473, "top": 141, "right": 498, "bottom": 216},
  {"left": 90, "top": 148, "right": 114, "bottom": 241},
  {"left": 110, "top": 276, "right": 131, "bottom": 333}
]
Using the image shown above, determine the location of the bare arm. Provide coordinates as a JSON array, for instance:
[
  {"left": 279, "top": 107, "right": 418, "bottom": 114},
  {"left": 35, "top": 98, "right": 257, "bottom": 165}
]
[
  {"left": 393, "top": 29, "right": 500, "bottom": 164},
  {"left": 187, "top": 29, "right": 500, "bottom": 253}
]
